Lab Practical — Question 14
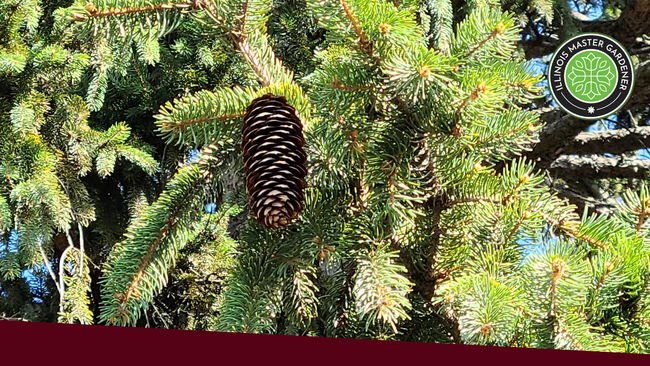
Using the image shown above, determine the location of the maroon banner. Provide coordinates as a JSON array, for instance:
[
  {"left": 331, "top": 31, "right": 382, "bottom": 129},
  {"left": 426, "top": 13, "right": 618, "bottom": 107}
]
[{"left": 1, "top": 320, "right": 648, "bottom": 364}]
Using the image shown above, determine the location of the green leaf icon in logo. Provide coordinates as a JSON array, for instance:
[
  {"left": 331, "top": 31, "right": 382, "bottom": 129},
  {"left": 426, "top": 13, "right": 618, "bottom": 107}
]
[{"left": 566, "top": 50, "right": 617, "bottom": 103}]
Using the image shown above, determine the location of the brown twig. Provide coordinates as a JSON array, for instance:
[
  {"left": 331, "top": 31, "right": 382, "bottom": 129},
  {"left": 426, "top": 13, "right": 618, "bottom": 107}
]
[
  {"left": 538, "top": 212, "right": 608, "bottom": 249},
  {"left": 73, "top": 2, "right": 197, "bottom": 21},
  {"left": 159, "top": 113, "right": 245, "bottom": 133}
]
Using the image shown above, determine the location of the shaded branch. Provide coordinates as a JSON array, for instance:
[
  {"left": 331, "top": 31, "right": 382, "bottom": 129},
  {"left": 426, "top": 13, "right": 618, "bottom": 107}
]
[
  {"left": 561, "top": 127, "right": 650, "bottom": 156},
  {"left": 549, "top": 155, "right": 650, "bottom": 180},
  {"left": 537, "top": 210, "right": 609, "bottom": 249},
  {"left": 0, "top": 314, "right": 28, "bottom": 321},
  {"left": 582, "top": 0, "right": 650, "bottom": 49},
  {"left": 521, "top": 0, "right": 650, "bottom": 58},
  {"left": 527, "top": 112, "right": 593, "bottom": 167},
  {"left": 554, "top": 185, "right": 616, "bottom": 217},
  {"left": 159, "top": 113, "right": 244, "bottom": 133},
  {"left": 72, "top": 1, "right": 197, "bottom": 21},
  {"left": 623, "top": 60, "right": 650, "bottom": 110},
  {"left": 236, "top": 37, "right": 272, "bottom": 87},
  {"left": 37, "top": 237, "right": 62, "bottom": 296},
  {"left": 432, "top": 302, "right": 463, "bottom": 344}
]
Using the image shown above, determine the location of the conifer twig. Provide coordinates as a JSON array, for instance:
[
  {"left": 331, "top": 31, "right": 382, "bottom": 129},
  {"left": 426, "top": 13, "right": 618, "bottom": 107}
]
[
  {"left": 332, "top": 78, "right": 373, "bottom": 91},
  {"left": 236, "top": 38, "right": 272, "bottom": 86},
  {"left": 538, "top": 212, "right": 608, "bottom": 249},
  {"left": 72, "top": 1, "right": 198, "bottom": 21},
  {"left": 549, "top": 258, "right": 566, "bottom": 316},
  {"left": 59, "top": 244, "right": 75, "bottom": 321},
  {"left": 118, "top": 169, "right": 210, "bottom": 311},
  {"left": 0, "top": 314, "right": 28, "bottom": 322},
  {"left": 78, "top": 222, "right": 85, "bottom": 278},
  {"left": 123, "top": 210, "right": 182, "bottom": 306},
  {"left": 199, "top": 0, "right": 271, "bottom": 86},
  {"left": 463, "top": 23, "right": 505, "bottom": 60},
  {"left": 636, "top": 209, "right": 648, "bottom": 233},
  {"left": 339, "top": 0, "right": 381, "bottom": 65},
  {"left": 159, "top": 113, "right": 245, "bottom": 132},
  {"left": 37, "top": 237, "right": 62, "bottom": 296}
]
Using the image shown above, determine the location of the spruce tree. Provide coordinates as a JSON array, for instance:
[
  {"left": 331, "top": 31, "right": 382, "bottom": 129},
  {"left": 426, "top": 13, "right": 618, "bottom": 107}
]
[{"left": 2, "top": 0, "right": 650, "bottom": 354}]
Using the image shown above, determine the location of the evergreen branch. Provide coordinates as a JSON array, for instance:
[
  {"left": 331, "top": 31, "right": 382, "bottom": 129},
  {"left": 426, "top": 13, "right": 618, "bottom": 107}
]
[
  {"left": 636, "top": 209, "right": 649, "bottom": 233},
  {"left": 95, "top": 123, "right": 130, "bottom": 152},
  {"left": 77, "top": 222, "right": 85, "bottom": 283},
  {"left": 0, "top": 314, "right": 28, "bottom": 322},
  {"left": 36, "top": 236, "right": 62, "bottom": 295},
  {"left": 0, "top": 196, "right": 11, "bottom": 233},
  {"left": 124, "top": 181, "right": 193, "bottom": 306},
  {"left": 58, "top": 0, "right": 190, "bottom": 49},
  {"left": 71, "top": 1, "right": 198, "bottom": 21},
  {"left": 340, "top": 0, "right": 367, "bottom": 44},
  {"left": 504, "top": 212, "right": 526, "bottom": 244},
  {"left": 114, "top": 145, "right": 158, "bottom": 175},
  {"left": 332, "top": 79, "right": 374, "bottom": 91},
  {"left": 549, "top": 258, "right": 567, "bottom": 316},
  {"left": 425, "top": 0, "right": 453, "bottom": 53},
  {"left": 155, "top": 87, "right": 255, "bottom": 147},
  {"left": 593, "top": 262, "right": 614, "bottom": 294},
  {"left": 236, "top": 36, "right": 272, "bottom": 86},
  {"left": 58, "top": 246, "right": 94, "bottom": 324},
  {"left": 353, "top": 248, "right": 413, "bottom": 333},
  {"left": 285, "top": 265, "right": 320, "bottom": 327},
  {"left": 464, "top": 24, "right": 505, "bottom": 61},
  {"left": 432, "top": 302, "right": 463, "bottom": 343},
  {"left": 238, "top": 0, "right": 249, "bottom": 34},
  {"left": 446, "top": 196, "right": 501, "bottom": 206},
  {"left": 122, "top": 220, "right": 176, "bottom": 307},
  {"left": 199, "top": 1, "right": 290, "bottom": 88},
  {"left": 339, "top": 0, "right": 381, "bottom": 65},
  {"left": 451, "top": 10, "right": 518, "bottom": 63},
  {"left": 161, "top": 113, "right": 244, "bottom": 131},
  {"left": 537, "top": 211, "right": 608, "bottom": 249},
  {"left": 390, "top": 219, "right": 439, "bottom": 301},
  {"left": 59, "top": 243, "right": 75, "bottom": 321},
  {"left": 555, "top": 319, "right": 585, "bottom": 351},
  {"left": 100, "top": 147, "right": 224, "bottom": 325},
  {"left": 0, "top": 1, "right": 24, "bottom": 42}
]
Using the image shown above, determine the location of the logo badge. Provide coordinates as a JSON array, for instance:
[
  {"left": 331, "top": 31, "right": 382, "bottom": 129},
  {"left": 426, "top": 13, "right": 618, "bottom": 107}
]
[{"left": 548, "top": 33, "right": 634, "bottom": 120}]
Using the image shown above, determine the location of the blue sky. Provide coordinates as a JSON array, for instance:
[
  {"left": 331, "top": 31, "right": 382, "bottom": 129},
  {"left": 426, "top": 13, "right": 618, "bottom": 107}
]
[{"left": 0, "top": 230, "right": 48, "bottom": 303}]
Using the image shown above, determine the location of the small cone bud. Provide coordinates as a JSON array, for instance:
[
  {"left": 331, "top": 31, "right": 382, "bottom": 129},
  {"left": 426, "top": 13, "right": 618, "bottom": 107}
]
[
  {"left": 451, "top": 123, "right": 463, "bottom": 137},
  {"left": 86, "top": 2, "right": 97, "bottom": 13},
  {"left": 419, "top": 65, "right": 431, "bottom": 78}
]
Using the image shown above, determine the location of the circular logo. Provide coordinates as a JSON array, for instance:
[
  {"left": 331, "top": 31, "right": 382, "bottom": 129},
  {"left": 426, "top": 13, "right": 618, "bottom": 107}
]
[{"left": 547, "top": 33, "right": 634, "bottom": 120}]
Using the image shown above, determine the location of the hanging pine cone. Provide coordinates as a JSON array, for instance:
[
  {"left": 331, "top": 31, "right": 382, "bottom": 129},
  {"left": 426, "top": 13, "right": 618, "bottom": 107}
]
[{"left": 242, "top": 94, "right": 307, "bottom": 229}]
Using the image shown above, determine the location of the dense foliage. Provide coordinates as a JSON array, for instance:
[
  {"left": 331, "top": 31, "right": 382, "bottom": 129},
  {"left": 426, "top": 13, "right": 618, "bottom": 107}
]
[{"left": 1, "top": 0, "right": 650, "bottom": 353}]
